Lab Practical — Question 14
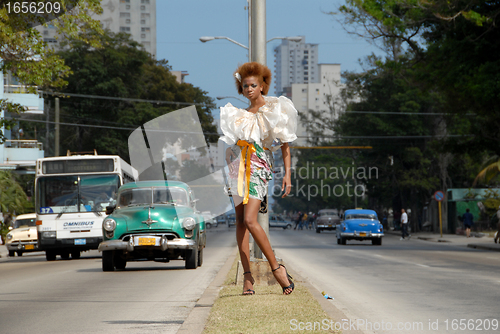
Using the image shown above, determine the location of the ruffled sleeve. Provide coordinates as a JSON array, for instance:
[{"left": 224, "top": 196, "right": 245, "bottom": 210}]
[
  {"left": 272, "top": 96, "right": 298, "bottom": 143},
  {"left": 219, "top": 103, "right": 240, "bottom": 145}
]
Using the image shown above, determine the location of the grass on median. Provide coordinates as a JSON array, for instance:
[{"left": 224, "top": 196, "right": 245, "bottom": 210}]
[{"left": 203, "top": 256, "right": 339, "bottom": 334}]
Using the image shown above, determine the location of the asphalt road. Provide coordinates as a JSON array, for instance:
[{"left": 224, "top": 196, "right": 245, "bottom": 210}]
[
  {"left": 270, "top": 228, "right": 500, "bottom": 334},
  {"left": 0, "top": 227, "right": 236, "bottom": 334}
]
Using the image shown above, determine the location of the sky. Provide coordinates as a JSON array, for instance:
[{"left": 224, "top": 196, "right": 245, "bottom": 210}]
[{"left": 156, "top": 0, "right": 383, "bottom": 114}]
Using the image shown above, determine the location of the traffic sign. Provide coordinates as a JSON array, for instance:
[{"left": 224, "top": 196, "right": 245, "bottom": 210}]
[{"left": 434, "top": 190, "right": 444, "bottom": 202}]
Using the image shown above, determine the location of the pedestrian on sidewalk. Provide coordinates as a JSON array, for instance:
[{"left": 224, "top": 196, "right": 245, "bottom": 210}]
[
  {"left": 299, "top": 212, "right": 308, "bottom": 230},
  {"left": 220, "top": 62, "right": 297, "bottom": 295},
  {"left": 462, "top": 208, "right": 474, "bottom": 238},
  {"left": 400, "top": 208, "right": 410, "bottom": 240},
  {"left": 294, "top": 211, "right": 302, "bottom": 230}
]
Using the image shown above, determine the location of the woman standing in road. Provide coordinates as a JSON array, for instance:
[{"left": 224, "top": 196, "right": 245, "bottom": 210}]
[{"left": 219, "top": 62, "right": 297, "bottom": 295}]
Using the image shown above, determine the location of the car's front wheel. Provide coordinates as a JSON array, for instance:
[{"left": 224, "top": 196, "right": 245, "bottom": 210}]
[
  {"left": 341, "top": 237, "right": 347, "bottom": 245},
  {"left": 71, "top": 251, "right": 81, "bottom": 259},
  {"left": 185, "top": 247, "right": 198, "bottom": 269},
  {"left": 114, "top": 254, "right": 127, "bottom": 270},
  {"left": 316, "top": 229, "right": 321, "bottom": 233},
  {"left": 102, "top": 251, "right": 115, "bottom": 271},
  {"left": 337, "top": 237, "right": 341, "bottom": 245},
  {"left": 8, "top": 250, "right": 15, "bottom": 257},
  {"left": 197, "top": 247, "right": 203, "bottom": 267},
  {"left": 372, "top": 238, "right": 382, "bottom": 246}
]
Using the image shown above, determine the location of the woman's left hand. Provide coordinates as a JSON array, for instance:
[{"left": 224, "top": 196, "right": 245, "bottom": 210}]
[{"left": 281, "top": 174, "right": 292, "bottom": 198}]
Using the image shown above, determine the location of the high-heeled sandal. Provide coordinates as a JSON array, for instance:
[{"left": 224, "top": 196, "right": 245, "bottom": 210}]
[
  {"left": 242, "top": 271, "right": 255, "bottom": 295},
  {"left": 272, "top": 264, "right": 294, "bottom": 295}
]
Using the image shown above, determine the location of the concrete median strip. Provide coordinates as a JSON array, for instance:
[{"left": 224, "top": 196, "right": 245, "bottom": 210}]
[{"left": 179, "top": 247, "right": 365, "bottom": 334}]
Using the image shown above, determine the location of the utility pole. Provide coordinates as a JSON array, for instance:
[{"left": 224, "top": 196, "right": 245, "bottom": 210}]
[
  {"left": 55, "top": 97, "right": 60, "bottom": 156},
  {"left": 250, "top": 0, "right": 268, "bottom": 259},
  {"left": 247, "top": 0, "right": 252, "bottom": 61},
  {"left": 250, "top": 0, "right": 266, "bottom": 65}
]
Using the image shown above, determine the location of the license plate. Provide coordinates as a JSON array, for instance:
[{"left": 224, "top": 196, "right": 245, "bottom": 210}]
[
  {"left": 328, "top": 224, "right": 332, "bottom": 227},
  {"left": 138, "top": 237, "right": 156, "bottom": 246},
  {"left": 75, "top": 239, "right": 86, "bottom": 245},
  {"left": 25, "top": 244, "right": 35, "bottom": 250},
  {"left": 359, "top": 232, "right": 367, "bottom": 237}
]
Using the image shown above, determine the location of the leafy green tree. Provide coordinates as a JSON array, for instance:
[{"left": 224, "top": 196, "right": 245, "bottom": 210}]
[
  {"left": 334, "top": 0, "right": 500, "bottom": 156},
  {"left": 30, "top": 31, "right": 217, "bottom": 161},
  {"left": 0, "top": 0, "right": 104, "bottom": 142}
]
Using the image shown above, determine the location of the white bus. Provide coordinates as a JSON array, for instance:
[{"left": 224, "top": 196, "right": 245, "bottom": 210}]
[{"left": 35, "top": 154, "right": 137, "bottom": 261}]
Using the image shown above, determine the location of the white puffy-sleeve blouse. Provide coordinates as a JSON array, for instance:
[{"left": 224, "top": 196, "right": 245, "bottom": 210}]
[{"left": 219, "top": 96, "right": 298, "bottom": 148}]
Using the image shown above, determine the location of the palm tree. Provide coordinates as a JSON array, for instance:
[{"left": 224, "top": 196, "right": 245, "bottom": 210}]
[{"left": 473, "top": 156, "right": 500, "bottom": 187}]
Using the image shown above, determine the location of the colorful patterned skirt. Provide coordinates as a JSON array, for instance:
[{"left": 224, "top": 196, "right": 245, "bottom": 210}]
[{"left": 227, "top": 140, "right": 274, "bottom": 204}]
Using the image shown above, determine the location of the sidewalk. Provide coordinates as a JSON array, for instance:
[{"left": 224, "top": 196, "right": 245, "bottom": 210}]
[{"left": 385, "top": 229, "right": 500, "bottom": 251}]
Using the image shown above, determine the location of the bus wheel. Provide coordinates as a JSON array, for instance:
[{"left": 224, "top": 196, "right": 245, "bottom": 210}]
[
  {"left": 102, "top": 251, "right": 115, "bottom": 271},
  {"left": 60, "top": 251, "right": 70, "bottom": 260},
  {"left": 46, "top": 250, "right": 56, "bottom": 261},
  {"left": 71, "top": 251, "right": 81, "bottom": 259}
]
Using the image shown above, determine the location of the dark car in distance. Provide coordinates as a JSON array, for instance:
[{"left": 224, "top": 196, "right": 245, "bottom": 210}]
[{"left": 315, "top": 209, "right": 341, "bottom": 233}]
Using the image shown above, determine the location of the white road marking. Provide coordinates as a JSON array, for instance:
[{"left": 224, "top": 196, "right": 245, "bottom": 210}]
[{"left": 416, "top": 264, "right": 430, "bottom": 268}]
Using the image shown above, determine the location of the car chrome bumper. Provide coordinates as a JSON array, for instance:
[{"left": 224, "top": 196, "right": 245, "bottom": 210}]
[
  {"left": 6, "top": 241, "right": 39, "bottom": 251},
  {"left": 98, "top": 237, "right": 197, "bottom": 252},
  {"left": 317, "top": 224, "right": 336, "bottom": 229},
  {"left": 339, "top": 232, "right": 384, "bottom": 238}
]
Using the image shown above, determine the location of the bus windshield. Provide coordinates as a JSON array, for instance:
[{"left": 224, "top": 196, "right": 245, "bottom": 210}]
[{"left": 37, "top": 174, "right": 120, "bottom": 214}]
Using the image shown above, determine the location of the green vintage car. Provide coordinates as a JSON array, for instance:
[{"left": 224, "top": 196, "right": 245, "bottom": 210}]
[{"left": 98, "top": 181, "right": 206, "bottom": 271}]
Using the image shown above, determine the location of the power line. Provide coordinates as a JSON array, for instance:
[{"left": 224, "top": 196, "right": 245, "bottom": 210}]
[
  {"left": 345, "top": 111, "right": 476, "bottom": 116},
  {"left": 40, "top": 91, "right": 208, "bottom": 107}
]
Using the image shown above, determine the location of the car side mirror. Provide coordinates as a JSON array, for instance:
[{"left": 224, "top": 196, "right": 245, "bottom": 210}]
[{"left": 106, "top": 205, "right": 116, "bottom": 215}]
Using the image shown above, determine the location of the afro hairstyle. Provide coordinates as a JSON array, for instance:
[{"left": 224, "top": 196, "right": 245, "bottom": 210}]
[{"left": 234, "top": 62, "right": 272, "bottom": 95}]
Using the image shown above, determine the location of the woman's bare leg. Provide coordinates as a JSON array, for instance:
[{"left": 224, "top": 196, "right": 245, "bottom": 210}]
[
  {"left": 243, "top": 198, "right": 293, "bottom": 294},
  {"left": 234, "top": 198, "right": 254, "bottom": 294}
]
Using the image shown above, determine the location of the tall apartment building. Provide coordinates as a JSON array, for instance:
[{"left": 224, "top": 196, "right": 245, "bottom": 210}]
[
  {"left": 39, "top": 0, "right": 157, "bottom": 58},
  {"left": 291, "top": 63, "right": 342, "bottom": 146},
  {"left": 273, "top": 37, "right": 319, "bottom": 97}
]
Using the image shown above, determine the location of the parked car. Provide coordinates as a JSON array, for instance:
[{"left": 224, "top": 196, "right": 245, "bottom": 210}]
[
  {"left": 269, "top": 214, "right": 292, "bottom": 229},
  {"left": 6, "top": 213, "right": 39, "bottom": 257},
  {"left": 215, "top": 214, "right": 227, "bottom": 225},
  {"left": 315, "top": 209, "right": 341, "bottom": 233},
  {"left": 202, "top": 211, "right": 218, "bottom": 228},
  {"left": 336, "top": 209, "right": 384, "bottom": 245},
  {"left": 227, "top": 213, "right": 236, "bottom": 227},
  {"left": 98, "top": 181, "right": 206, "bottom": 271}
]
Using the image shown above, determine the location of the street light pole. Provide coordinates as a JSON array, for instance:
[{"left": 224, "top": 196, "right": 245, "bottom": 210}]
[
  {"left": 216, "top": 96, "right": 248, "bottom": 104},
  {"left": 251, "top": 0, "right": 266, "bottom": 65}
]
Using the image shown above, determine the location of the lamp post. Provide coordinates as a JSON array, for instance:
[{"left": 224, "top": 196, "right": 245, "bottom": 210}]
[
  {"left": 199, "top": 36, "right": 303, "bottom": 62},
  {"left": 216, "top": 96, "right": 248, "bottom": 104}
]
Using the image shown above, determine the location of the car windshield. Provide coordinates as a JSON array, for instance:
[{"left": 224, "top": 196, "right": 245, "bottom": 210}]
[
  {"left": 14, "top": 218, "right": 36, "bottom": 228},
  {"left": 319, "top": 211, "right": 337, "bottom": 216},
  {"left": 117, "top": 187, "right": 189, "bottom": 207},
  {"left": 346, "top": 214, "right": 376, "bottom": 220}
]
